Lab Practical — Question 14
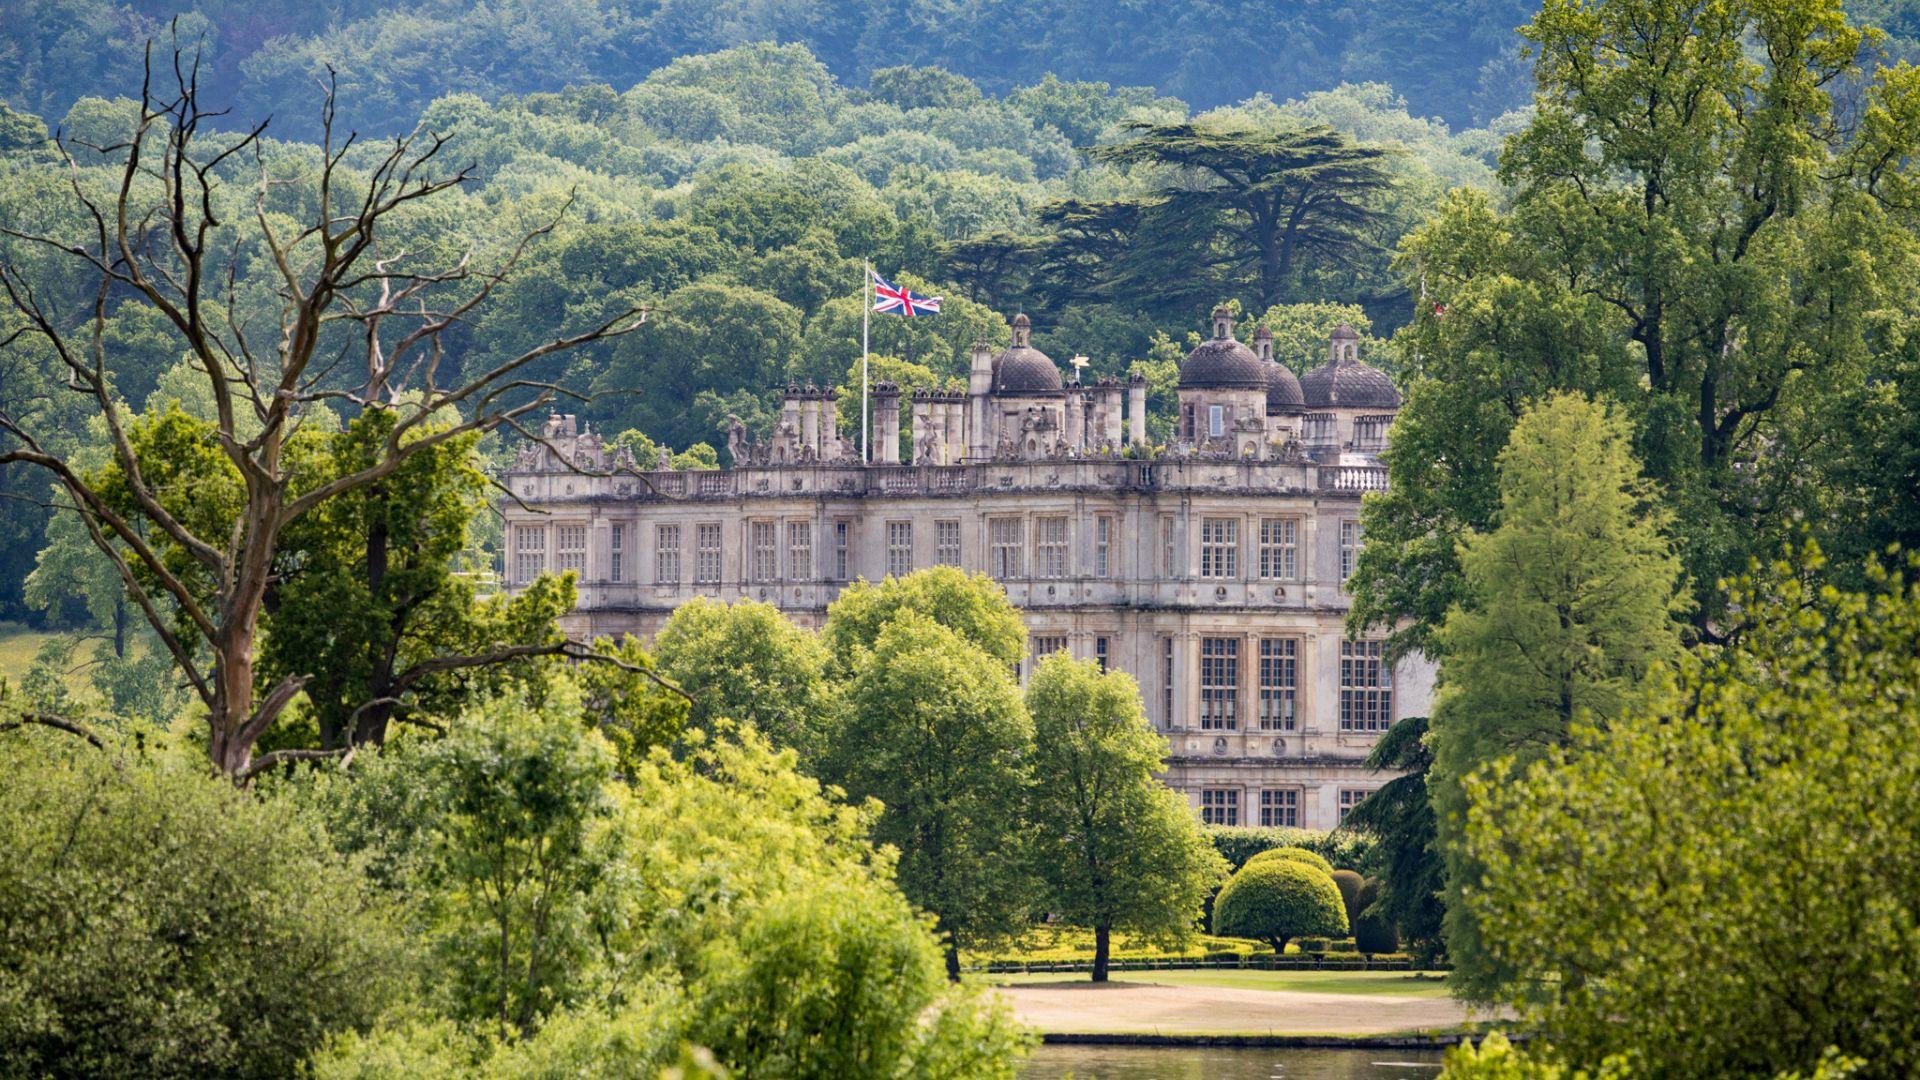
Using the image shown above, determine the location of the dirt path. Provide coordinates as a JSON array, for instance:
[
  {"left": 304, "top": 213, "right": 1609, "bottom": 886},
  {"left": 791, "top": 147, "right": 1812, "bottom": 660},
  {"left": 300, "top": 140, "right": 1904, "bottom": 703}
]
[{"left": 994, "top": 980, "right": 1488, "bottom": 1036}]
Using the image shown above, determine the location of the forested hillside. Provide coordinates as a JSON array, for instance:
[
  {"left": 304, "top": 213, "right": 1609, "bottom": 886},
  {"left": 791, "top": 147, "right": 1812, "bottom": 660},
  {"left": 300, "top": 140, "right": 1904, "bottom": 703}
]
[{"left": 4, "top": 0, "right": 1555, "bottom": 133}]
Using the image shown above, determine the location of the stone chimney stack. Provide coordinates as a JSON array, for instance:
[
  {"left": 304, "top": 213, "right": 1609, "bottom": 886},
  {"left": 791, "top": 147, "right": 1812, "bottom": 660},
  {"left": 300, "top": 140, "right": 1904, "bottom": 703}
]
[
  {"left": 800, "top": 385, "right": 821, "bottom": 454},
  {"left": 873, "top": 383, "right": 902, "bottom": 464},
  {"left": 1254, "top": 325, "right": 1274, "bottom": 363},
  {"left": 1064, "top": 383, "right": 1086, "bottom": 451},
  {"left": 1097, "top": 376, "right": 1124, "bottom": 448},
  {"left": 780, "top": 384, "right": 802, "bottom": 441},
  {"left": 820, "top": 389, "right": 840, "bottom": 460},
  {"left": 1127, "top": 373, "right": 1148, "bottom": 446},
  {"left": 968, "top": 338, "right": 995, "bottom": 461},
  {"left": 1212, "top": 304, "right": 1235, "bottom": 340}
]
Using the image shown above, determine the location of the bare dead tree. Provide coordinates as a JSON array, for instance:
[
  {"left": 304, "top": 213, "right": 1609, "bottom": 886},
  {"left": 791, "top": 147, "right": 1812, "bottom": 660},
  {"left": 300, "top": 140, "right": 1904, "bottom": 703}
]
[{"left": 0, "top": 37, "right": 649, "bottom": 776}]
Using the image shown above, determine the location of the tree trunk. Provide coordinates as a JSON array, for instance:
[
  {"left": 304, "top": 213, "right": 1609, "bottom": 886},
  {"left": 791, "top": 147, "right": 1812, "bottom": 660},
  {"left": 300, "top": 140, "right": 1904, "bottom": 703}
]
[
  {"left": 944, "top": 939, "right": 962, "bottom": 982},
  {"left": 111, "top": 600, "right": 127, "bottom": 660},
  {"left": 1092, "top": 923, "right": 1111, "bottom": 983}
]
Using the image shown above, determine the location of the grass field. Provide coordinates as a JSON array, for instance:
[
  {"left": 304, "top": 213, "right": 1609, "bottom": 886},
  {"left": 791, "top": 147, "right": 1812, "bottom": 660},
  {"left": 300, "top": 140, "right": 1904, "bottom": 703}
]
[
  {"left": 991, "top": 969, "right": 1451, "bottom": 998},
  {"left": 0, "top": 623, "right": 113, "bottom": 688}
]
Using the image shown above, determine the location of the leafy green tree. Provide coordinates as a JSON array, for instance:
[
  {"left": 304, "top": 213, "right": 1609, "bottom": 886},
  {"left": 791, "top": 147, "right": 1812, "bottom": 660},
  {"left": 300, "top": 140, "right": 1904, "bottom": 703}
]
[
  {"left": 1025, "top": 653, "right": 1226, "bottom": 981},
  {"left": 1427, "top": 393, "right": 1688, "bottom": 996},
  {"left": 1249, "top": 300, "right": 1386, "bottom": 372},
  {"left": 413, "top": 687, "right": 617, "bottom": 1037},
  {"left": 866, "top": 65, "right": 984, "bottom": 111},
  {"left": 825, "top": 610, "right": 1035, "bottom": 978},
  {"left": 316, "top": 726, "right": 1034, "bottom": 1077},
  {"left": 1338, "top": 715, "right": 1445, "bottom": 960},
  {"left": 653, "top": 596, "right": 836, "bottom": 755},
  {"left": 1353, "top": 0, "right": 1920, "bottom": 648},
  {"left": 1457, "top": 551, "right": 1920, "bottom": 1078},
  {"left": 1211, "top": 859, "right": 1349, "bottom": 954},
  {"left": 821, "top": 564, "right": 1026, "bottom": 676},
  {"left": 0, "top": 732, "right": 405, "bottom": 1077},
  {"left": 591, "top": 281, "right": 802, "bottom": 450}
]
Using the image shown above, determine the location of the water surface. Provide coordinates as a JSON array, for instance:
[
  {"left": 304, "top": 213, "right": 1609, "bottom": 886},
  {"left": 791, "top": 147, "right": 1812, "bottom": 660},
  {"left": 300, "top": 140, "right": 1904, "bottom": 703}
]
[{"left": 1020, "top": 1043, "right": 1446, "bottom": 1080}]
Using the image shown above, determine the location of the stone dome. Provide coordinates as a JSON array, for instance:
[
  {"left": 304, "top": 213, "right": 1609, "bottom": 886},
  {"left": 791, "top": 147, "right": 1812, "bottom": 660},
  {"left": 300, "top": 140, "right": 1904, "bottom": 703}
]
[
  {"left": 1300, "top": 325, "right": 1401, "bottom": 408},
  {"left": 1265, "top": 361, "right": 1306, "bottom": 414},
  {"left": 992, "top": 314, "right": 1064, "bottom": 396},
  {"left": 1178, "top": 306, "right": 1267, "bottom": 391}
]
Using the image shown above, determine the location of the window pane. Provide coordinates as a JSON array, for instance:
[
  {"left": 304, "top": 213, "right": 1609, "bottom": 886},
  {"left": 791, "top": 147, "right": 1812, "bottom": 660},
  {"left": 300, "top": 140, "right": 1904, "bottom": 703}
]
[
  {"left": 1339, "top": 640, "right": 1392, "bottom": 732},
  {"left": 1200, "top": 637, "right": 1239, "bottom": 730},
  {"left": 1258, "top": 638, "right": 1296, "bottom": 730}
]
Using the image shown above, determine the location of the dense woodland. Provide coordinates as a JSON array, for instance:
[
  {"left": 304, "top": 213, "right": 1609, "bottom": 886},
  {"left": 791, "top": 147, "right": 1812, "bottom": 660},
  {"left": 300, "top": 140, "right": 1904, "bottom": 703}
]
[{"left": 3, "top": 0, "right": 1920, "bottom": 1076}]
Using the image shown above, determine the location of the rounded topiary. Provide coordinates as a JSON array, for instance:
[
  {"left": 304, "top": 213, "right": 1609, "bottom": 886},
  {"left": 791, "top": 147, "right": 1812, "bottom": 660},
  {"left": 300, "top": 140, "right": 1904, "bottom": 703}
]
[
  {"left": 1211, "top": 859, "right": 1349, "bottom": 954},
  {"left": 1353, "top": 878, "right": 1400, "bottom": 956},
  {"left": 1244, "top": 845, "right": 1334, "bottom": 875},
  {"left": 1329, "top": 868, "right": 1365, "bottom": 926}
]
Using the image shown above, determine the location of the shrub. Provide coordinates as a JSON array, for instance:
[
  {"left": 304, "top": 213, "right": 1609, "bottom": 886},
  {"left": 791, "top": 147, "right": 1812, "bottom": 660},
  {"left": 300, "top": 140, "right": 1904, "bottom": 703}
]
[
  {"left": 1245, "top": 845, "right": 1334, "bottom": 875},
  {"left": 1329, "top": 868, "right": 1365, "bottom": 925},
  {"left": 1211, "top": 859, "right": 1348, "bottom": 954},
  {"left": 1296, "top": 937, "right": 1330, "bottom": 954},
  {"left": 1205, "top": 826, "right": 1372, "bottom": 870},
  {"left": 0, "top": 735, "right": 405, "bottom": 1078},
  {"left": 1354, "top": 879, "right": 1401, "bottom": 956}
]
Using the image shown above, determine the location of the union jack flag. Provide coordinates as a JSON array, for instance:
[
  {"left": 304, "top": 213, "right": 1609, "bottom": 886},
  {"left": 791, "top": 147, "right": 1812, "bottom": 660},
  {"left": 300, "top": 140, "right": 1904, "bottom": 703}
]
[{"left": 870, "top": 269, "right": 941, "bottom": 316}]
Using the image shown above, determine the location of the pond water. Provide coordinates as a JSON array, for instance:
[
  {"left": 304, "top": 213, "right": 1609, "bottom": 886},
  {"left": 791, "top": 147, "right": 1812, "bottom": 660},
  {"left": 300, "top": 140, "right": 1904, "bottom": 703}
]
[{"left": 1020, "top": 1043, "right": 1446, "bottom": 1080}]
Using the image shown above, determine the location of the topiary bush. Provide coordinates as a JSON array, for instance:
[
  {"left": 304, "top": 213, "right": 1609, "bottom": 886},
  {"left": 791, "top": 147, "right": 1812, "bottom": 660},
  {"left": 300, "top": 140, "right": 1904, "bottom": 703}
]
[
  {"left": 1210, "top": 859, "right": 1348, "bottom": 954},
  {"left": 1328, "top": 868, "right": 1365, "bottom": 926},
  {"left": 1353, "top": 878, "right": 1401, "bottom": 956},
  {"left": 1244, "top": 845, "right": 1334, "bottom": 875}
]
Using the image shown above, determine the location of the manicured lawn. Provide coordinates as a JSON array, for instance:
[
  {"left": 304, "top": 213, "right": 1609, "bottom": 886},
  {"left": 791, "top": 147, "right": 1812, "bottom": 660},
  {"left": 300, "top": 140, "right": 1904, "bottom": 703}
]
[{"left": 991, "top": 968, "right": 1451, "bottom": 998}]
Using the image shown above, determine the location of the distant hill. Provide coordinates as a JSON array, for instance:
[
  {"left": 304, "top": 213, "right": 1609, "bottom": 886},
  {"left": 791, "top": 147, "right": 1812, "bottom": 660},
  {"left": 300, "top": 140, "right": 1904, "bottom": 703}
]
[{"left": 3, "top": 0, "right": 1554, "bottom": 137}]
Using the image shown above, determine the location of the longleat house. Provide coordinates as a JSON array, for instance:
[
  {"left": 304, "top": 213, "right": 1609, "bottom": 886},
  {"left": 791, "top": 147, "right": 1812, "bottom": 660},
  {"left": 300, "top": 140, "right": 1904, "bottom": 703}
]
[{"left": 501, "top": 307, "right": 1434, "bottom": 828}]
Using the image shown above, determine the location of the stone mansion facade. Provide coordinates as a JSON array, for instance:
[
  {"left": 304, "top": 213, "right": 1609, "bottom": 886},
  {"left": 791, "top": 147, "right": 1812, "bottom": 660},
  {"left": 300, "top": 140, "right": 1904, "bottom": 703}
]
[{"left": 499, "top": 308, "right": 1434, "bottom": 830}]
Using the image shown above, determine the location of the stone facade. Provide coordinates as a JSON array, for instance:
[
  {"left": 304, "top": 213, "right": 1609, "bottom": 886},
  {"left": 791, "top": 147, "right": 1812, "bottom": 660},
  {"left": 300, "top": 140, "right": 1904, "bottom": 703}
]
[{"left": 500, "top": 311, "right": 1432, "bottom": 829}]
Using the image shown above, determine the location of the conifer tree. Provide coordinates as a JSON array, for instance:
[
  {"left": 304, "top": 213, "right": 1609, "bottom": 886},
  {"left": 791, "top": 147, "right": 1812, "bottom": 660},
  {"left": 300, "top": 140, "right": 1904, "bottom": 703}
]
[{"left": 1426, "top": 392, "right": 1688, "bottom": 997}]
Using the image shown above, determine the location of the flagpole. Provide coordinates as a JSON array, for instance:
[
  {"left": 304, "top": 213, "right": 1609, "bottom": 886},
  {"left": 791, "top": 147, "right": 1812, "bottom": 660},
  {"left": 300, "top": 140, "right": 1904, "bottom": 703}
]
[{"left": 861, "top": 262, "right": 871, "bottom": 463}]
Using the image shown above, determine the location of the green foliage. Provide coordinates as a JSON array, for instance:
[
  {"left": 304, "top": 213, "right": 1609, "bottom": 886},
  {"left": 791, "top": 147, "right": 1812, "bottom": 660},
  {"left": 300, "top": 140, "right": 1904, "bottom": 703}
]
[
  {"left": 823, "top": 606, "right": 1036, "bottom": 974},
  {"left": 1340, "top": 715, "right": 1445, "bottom": 960},
  {"left": 1352, "top": 0, "right": 1920, "bottom": 650},
  {"left": 411, "top": 687, "right": 618, "bottom": 1035},
  {"left": 0, "top": 733, "right": 405, "bottom": 1078},
  {"left": 1204, "top": 825, "right": 1372, "bottom": 872},
  {"left": 1245, "top": 846, "right": 1336, "bottom": 875},
  {"left": 1426, "top": 393, "right": 1688, "bottom": 995},
  {"left": 1078, "top": 121, "right": 1395, "bottom": 311},
  {"left": 821, "top": 564, "right": 1027, "bottom": 675},
  {"left": 310, "top": 720, "right": 1032, "bottom": 1076},
  {"left": 1328, "top": 869, "right": 1365, "bottom": 926},
  {"left": 1211, "top": 859, "right": 1349, "bottom": 954},
  {"left": 1024, "top": 652, "right": 1228, "bottom": 978},
  {"left": 653, "top": 597, "right": 835, "bottom": 755},
  {"left": 1352, "top": 879, "right": 1400, "bottom": 956},
  {"left": 1457, "top": 550, "right": 1920, "bottom": 1078}
]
